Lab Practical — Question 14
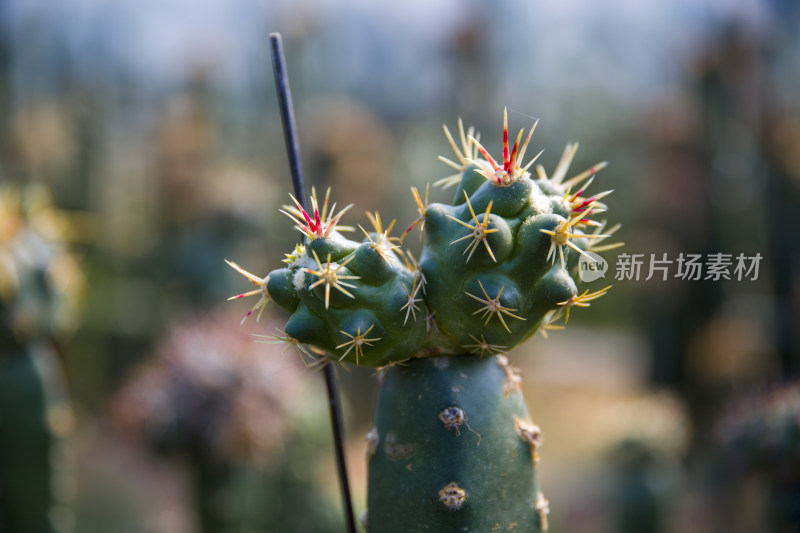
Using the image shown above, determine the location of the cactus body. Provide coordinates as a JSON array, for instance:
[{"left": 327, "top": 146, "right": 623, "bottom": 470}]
[
  {"left": 263, "top": 229, "right": 428, "bottom": 366},
  {"left": 366, "top": 355, "right": 545, "bottom": 532},
  {"left": 420, "top": 167, "right": 578, "bottom": 350},
  {"left": 228, "top": 111, "right": 618, "bottom": 531}
]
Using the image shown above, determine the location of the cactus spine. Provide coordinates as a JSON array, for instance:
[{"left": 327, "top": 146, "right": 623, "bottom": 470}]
[{"left": 228, "top": 109, "right": 619, "bottom": 532}]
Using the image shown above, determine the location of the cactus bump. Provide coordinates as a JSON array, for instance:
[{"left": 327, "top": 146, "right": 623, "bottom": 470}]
[{"left": 228, "top": 108, "right": 621, "bottom": 532}]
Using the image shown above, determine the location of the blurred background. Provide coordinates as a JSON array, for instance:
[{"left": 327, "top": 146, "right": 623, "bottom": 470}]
[{"left": 1, "top": 0, "right": 799, "bottom": 531}]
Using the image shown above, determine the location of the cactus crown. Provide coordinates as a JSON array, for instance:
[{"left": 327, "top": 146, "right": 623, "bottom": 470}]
[{"left": 228, "top": 109, "right": 621, "bottom": 367}]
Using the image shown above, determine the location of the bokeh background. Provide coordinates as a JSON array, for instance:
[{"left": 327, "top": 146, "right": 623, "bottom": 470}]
[{"left": 1, "top": 0, "right": 799, "bottom": 531}]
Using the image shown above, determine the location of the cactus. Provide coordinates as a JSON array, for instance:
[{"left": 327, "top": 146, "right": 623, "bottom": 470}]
[
  {"left": 366, "top": 355, "right": 546, "bottom": 532},
  {"left": 714, "top": 383, "right": 800, "bottom": 530},
  {"left": 0, "top": 184, "right": 82, "bottom": 533},
  {"left": 112, "top": 313, "right": 342, "bottom": 533},
  {"left": 228, "top": 109, "right": 620, "bottom": 532}
]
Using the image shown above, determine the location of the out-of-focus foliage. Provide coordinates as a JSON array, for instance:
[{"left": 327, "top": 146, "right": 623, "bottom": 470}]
[
  {"left": 111, "top": 312, "right": 342, "bottom": 532},
  {"left": 0, "top": 183, "right": 86, "bottom": 343},
  {"left": 713, "top": 382, "right": 800, "bottom": 530}
]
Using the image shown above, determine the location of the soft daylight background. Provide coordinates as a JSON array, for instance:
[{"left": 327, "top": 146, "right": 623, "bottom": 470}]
[{"left": 1, "top": 0, "right": 799, "bottom": 531}]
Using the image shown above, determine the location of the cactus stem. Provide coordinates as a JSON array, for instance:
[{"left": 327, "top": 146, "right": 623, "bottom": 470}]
[
  {"left": 464, "top": 334, "right": 506, "bottom": 356},
  {"left": 400, "top": 274, "right": 424, "bottom": 325},
  {"left": 446, "top": 191, "right": 500, "bottom": 263},
  {"left": 304, "top": 249, "right": 360, "bottom": 309},
  {"left": 556, "top": 285, "right": 612, "bottom": 324},
  {"left": 439, "top": 482, "right": 468, "bottom": 511},
  {"left": 465, "top": 281, "right": 526, "bottom": 333},
  {"left": 336, "top": 324, "right": 381, "bottom": 363}
]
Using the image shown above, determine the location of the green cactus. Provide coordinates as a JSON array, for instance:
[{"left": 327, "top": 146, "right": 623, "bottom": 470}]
[
  {"left": 228, "top": 109, "right": 620, "bottom": 532},
  {"left": 227, "top": 192, "right": 428, "bottom": 367},
  {"left": 0, "top": 184, "right": 81, "bottom": 533},
  {"left": 366, "top": 355, "right": 548, "bottom": 532}
]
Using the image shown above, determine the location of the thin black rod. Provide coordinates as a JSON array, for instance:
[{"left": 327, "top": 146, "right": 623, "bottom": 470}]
[
  {"left": 269, "top": 32, "right": 357, "bottom": 533},
  {"left": 270, "top": 34, "right": 308, "bottom": 205}
]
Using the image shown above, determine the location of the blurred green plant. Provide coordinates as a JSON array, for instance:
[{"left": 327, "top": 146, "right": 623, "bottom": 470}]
[
  {"left": 715, "top": 383, "right": 800, "bottom": 530},
  {"left": 112, "top": 312, "right": 342, "bottom": 533}
]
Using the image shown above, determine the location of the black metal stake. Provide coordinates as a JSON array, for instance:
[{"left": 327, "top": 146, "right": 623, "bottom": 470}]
[{"left": 269, "top": 33, "right": 358, "bottom": 533}]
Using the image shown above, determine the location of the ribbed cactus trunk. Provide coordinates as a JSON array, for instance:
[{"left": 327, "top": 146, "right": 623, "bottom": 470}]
[{"left": 366, "top": 355, "right": 546, "bottom": 532}]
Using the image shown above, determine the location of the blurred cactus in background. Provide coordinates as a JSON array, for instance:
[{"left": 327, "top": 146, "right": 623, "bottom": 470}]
[
  {"left": 0, "top": 183, "right": 84, "bottom": 533},
  {"left": 112, "top": 311, "right": 341, "bottom": 533},
  {"left": 229, "top": 109, "right": 620, "bottom": 532},
  {"left": 713, "top": 383, "right": 800, "bottom": 531}
]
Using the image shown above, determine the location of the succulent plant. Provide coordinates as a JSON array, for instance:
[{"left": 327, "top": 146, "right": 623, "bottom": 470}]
[
  {"left": 0, "top": 183, "right": 82, "bottom": 533},
  {"left": 228, "top": 109, "right": 620, "bottom": 532},
  {"left": 715, "top": 382, "right": 800, "bottom": 530},
  {"left": 112, "top": 312, "right": 343, "bottom": 533}
]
